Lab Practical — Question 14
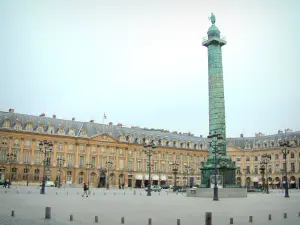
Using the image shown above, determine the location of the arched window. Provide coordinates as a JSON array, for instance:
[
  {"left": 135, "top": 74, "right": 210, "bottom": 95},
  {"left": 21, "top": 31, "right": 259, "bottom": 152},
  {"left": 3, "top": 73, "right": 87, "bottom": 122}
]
[{"left": 246, "top": 156, "right": 250, "bottom": 161}]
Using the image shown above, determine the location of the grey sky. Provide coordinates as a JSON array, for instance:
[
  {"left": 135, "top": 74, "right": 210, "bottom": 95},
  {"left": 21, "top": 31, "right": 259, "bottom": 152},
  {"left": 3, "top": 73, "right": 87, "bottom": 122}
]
[{"left": 1, "top": 0, "right": 299, "bottom": 138}]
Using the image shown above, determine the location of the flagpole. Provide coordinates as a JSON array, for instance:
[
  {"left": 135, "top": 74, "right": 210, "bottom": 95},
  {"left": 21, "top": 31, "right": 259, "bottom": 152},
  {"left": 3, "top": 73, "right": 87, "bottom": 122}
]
[{"left": 102, "top": 113, "right": 105, "bottom": 133}]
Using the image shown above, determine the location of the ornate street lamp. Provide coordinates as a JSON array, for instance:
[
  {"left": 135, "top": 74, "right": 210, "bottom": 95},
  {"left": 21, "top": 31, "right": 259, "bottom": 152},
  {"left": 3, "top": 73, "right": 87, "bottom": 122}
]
[
  {"left": 279, "top": 140, "right": 291, "bottom": 198},
  {"left": 57, "top": 156, "right": 65, "bottom": 188},
  {"left": 260, "top": 153, "right": 271, "bottom": 194},
  {"left": 172, "top": 161, "right": 180, "bottom": 188},
  {"left": 207, "top": 132, "right": 223, "bottom": 201},
  {"left": 259, "top": 166, "right": 265, "bottom": 192},
  {"left": 39, "top": 140, "right": 53, "bottom": 194},
  {"left": 106, "top": 161, "right": 113, "bottom": 189},
  {"left": 24, "top": 162, "right": 32, "bottom": 186},
  {"left": 85, "top": 162, "right": 94, "bottom": 187},
  {"left": 63, "top": 164, "right": 71, "bottom": 189},
  {"left": 144, "top": 143, "right": 156, "bottom": 196},
  {"left": 6, "top": 153, "right": 17, "bottom": 184}
]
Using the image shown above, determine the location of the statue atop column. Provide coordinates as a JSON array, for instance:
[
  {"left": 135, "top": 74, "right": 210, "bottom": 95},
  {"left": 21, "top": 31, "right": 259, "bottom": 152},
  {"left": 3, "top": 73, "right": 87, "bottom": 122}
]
[{"left": 209, "top": 13, "right": 216, "bottom": 25}]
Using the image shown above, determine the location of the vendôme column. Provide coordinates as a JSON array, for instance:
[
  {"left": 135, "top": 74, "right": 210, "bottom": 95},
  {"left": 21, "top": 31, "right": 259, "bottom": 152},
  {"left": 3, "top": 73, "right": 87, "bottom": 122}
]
[{"left": 202, "top": 13, "right": 227, "bottom": 155}]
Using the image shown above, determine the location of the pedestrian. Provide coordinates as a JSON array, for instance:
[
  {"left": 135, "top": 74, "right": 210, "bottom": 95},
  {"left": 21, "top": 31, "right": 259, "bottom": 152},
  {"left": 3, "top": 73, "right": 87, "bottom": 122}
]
[
  {"left": 82, "top": 182, "right": 88, "bottom": 197},
  {"left": 3, "top": 179, "right": 7, "bottom": 188}
]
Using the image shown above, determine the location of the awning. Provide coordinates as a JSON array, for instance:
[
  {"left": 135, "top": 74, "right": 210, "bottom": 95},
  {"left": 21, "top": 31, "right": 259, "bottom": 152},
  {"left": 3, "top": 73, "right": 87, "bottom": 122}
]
[
  {"left": 152, "top": 175, "right": 159, "bottom": 180},
  {"left": 253, "top": 177, "right": 259, "bottom": 182},
  {"left": 268, "top": 182, "right": 272, "bottom": 185},
  {"left": 273, "top": 181, "right": 280, "bottom": 184},
  {"left": 283, "top": 181, "right": 287, "bottom": 184},
  {"left": 144, "top": 175, "right": 149, "bottom": 180},
  {"left": 290, "top": 181, "right": 296, "bottom": 184},
  {"left": 135, "top": 174, "right": 143, "bottom": 180},
  {"left": 160, "top": 175, "right": 167, "bottom": 181},
  {"left": 258, "top": 182, "right": 263, "bottom": 185}
]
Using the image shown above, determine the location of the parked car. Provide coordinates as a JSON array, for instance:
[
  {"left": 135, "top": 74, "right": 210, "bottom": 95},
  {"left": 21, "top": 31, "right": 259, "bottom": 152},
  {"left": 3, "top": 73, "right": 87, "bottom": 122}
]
[
  {"left": 40, "top": 181, "right": 55, "bottom": 187},
  {"left": 160, "top": 184, "right": 170, "bottom": 189},
  {"left": 177, "top": 187, "right": 187, "bottom": 192},
  {"left": 144, "top": 185, "right": 162, "bottom": 192}
]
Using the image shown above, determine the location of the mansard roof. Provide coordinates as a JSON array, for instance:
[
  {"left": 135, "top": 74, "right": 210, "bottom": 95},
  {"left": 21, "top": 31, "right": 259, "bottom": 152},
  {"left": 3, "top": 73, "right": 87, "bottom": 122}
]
[{"left": 0, "top": 111, "right": 299, "bottom": 150}]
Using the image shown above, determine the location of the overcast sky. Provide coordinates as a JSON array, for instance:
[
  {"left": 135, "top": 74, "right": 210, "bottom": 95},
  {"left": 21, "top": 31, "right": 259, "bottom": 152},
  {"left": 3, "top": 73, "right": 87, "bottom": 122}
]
[{"left": 0, "top": 0, "right": 299, "bottom": 138}]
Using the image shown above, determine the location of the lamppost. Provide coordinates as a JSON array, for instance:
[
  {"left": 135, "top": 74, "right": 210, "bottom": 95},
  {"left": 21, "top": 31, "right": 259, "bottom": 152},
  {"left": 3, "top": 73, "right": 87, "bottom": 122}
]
[
  {"left": 171, "top": 161, "right": 180, "bottom": 188},
  {"left": 207, "top": 132, "right": 223, "bottom": 201},
  {"left": 63, "top": 164, "right": 71, "bottom": 189},
  {"left": 39, "top": 140, "right": 53, "bottom": 194},
  {"left": 184, "top": 165, "right": 191, "bottom": 187},
  {"left": 144, "top": 143, "right": 156, "bottom": 196},
  {"left": 24, "top": 162, "right": 32, "bottom": 186},
  {"left": 259, "top": 166, "right": 265, "bottom": 192},
  {"left": 280, "top": 140, "right": 291, "bottom": 198},
  {"left": 106, "top": 161, "right": 113, "bottom": 189},
  {"left": 6, "top": 153, "right": 17, "bottom": 183},
  {"left": 260, "top": 153, "right": 271, "bottom": 194},
  {"left": 57, "top": 156, "right": 65, "bottom": 188},
  {"left": 85, "top": 163, "right": 94, "bottom": 187}
]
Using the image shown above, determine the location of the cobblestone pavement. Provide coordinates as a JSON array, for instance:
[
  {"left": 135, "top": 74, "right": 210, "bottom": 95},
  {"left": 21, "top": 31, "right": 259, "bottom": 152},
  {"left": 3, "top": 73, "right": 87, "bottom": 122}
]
[{"left": 1, "top": 186, "right": 300, "bottom": 225}]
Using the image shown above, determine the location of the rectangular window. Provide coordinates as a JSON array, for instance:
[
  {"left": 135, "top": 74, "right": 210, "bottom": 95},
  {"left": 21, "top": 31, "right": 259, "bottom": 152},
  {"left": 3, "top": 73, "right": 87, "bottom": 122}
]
[
  {"left": 58, "top": 143, "right": 63, "bottom": 151},
  {"left": 24, "top": 152, "right": 30, "bottom": 163},
  {"left": 35, "top": 152, "right": 40, "bottom": 164},
  {"left": 137, "top": 161, "right": 141, "bottom": 170},
  {"left": 68, "top": 144, "right": 73, "bottom": 152},
  {"left": 275, "top": 154, "right": 279, "bottom": 160},
  {"left": 79, "top": 145, "right": 85, "bottom": 152},
  {"left": 1, "top": 150, "right": 7, "bottom": 161},
  {"left": 154, "top": 162, "right": 157, "bottom": 171},
  {"left": 25, "top": 140, "right": 31, "bottom": 147},
  {"left": 291, "top": 163, "right": 295, "bottom": 172},
  {"left": 161, "top": 163, "right": 165, "bottom": 172},
  {"left": 246, "top": 166, "right": 250, "bottom": 174},
  {"left": 119, "top": 159, "right": 124, "bottom": 169},
  {"left": 91, "top": 157, "right": 96, "bottom": 166},
  {"left": 79, "top": 156, "right": 84, "bottom": 167},
  {"left": 67, "top": 155, "right": 72, "bottom": 165}
]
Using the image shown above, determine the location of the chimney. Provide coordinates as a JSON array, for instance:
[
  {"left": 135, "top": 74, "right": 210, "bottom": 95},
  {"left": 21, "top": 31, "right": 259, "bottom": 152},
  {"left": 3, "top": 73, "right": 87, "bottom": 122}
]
[
  {"left": 109, "top": 122, "right": 113, "bottom": 126},
  {"left": 52, "top": 114, "right": 56, "bottom": 119},
  {"left": 9, "top": 108, "right": 14, "bottom": 113},
  {"left": 40, "top": 113, "right": 45, "bottom": 117},
  {"left": 240, "top": 133, "right": 244, "bottom": 138},
  {"left": 90, "top": 120, "right": 94, "bottom": 123},
  {"left": 72, "top": 117, "right": 75, "bottom": 121}
]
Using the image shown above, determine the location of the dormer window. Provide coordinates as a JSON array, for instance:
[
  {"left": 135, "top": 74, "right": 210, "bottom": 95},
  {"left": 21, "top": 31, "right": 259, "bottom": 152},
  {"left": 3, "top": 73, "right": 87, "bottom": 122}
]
[
  {"left": 194, "top": 144, "right": 197, "bottom": 149},
  {"left": 58, "top": 127, "right": 65, "bottom": 135},
  {"left": 14, "top": 121, "right": 22, "bottom": 130},
  {"left": 25, "top": 122, "right": 33, "bottom": 131},
  {"left": 2, "top": 119, "right": 10, "bottom": 128},
  {"left": 37, "top": 124, "right": 44, "bottom": 133},
  {"left": 68, "top": 128, "right": 75, "bottom": 136},
  {"left": 1, "top": 137, "right": 8, "bottom": 145},
  {"left": 173, "top": 141, "right": 176, "bottom": 147},
  {"left": 80, "top": 129, "right": 87, "bottom": 137},
  {"left": 180, "top": 143, "right": 184, "bottom": 148},
  {"left": 47, "top": 125, "right": 54, "bottom": 134}
]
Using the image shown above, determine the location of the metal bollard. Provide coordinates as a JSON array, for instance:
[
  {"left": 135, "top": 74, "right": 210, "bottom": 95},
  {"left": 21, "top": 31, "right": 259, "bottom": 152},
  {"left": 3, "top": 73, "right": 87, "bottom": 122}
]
[
  {"left": 134, "top": 190, "right": 136, "bottom": 195},
  {"left": 121, "top": 217, "right": 125, "bottom": 224},
  {"left": 56, "top": 192, "right": 58, "bottom": 195},
  {"left": 124, "top": 192, "right": 125, "bottom": 195},
  {"left": 284, "top": 213, "right": 287, "bottom": 219},
  {"left": 249, "top": 216, "right": 253, "bottom": 222},
  {"left": 93, "top": 193, "right": 95, "bottom": 196},
  {"left": 11, "top": 210, "right": 15, "bottom": 217},
  {"left": 177, "top": 219, "right": 180, "bottom": 225},
  {"left": 17, "top": 191, "right": 19, "bottom": 194},
  {"left": 298, "top": 212, "right": 300, "bottom": 217},
  {"left": 67, "top": 192, "right": 68, "bottom": 195},
  {"left": 77, "top": 192, "right": 79, "bottom": 195},
  {"left": 114, "top": 192, "right": 116, "bottom": 195},
  {"left": 205, "top": 212, "right": 212, "bottom": 225},
  {"left": 268, "top": 214, "right": 271, "bottom": 220},
  {"left": 5, "top": 190, "right": 7, "bottom": 193},
  {"left": 70, "top": 214, "right": 73, "bottom": 221},
  {"left": 28, "top": 190, "right": 30, "bottom": 194},
  {"left": 230, "top": 218, "right": 233, "bottom": 224},
  {"left": 140, "top": 193, "right": 141, "bottom": 195},
  {"left": 95, "top": 216, "right": 98, "bottom": 222},
  {"left": 148, "top": 218, "right": 152, "bottom": 225},
  {"left": 104, "top": 192, "right": 106, "bottom": 195},
  {"left": 45, "top": 207, "right": 51, "bottom": 219}
]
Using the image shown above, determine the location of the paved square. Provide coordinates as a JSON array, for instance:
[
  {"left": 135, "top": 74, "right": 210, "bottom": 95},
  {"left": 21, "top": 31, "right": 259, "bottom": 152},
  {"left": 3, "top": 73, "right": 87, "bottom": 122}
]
[{"left": 0, "top": 186, "right": 300, "bottom": 225}]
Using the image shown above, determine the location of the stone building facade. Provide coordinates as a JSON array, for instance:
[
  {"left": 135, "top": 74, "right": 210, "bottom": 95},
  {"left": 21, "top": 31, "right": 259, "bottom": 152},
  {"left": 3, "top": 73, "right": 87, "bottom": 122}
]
[{"left": 0, "top": 109, "right": 299, "bottom": 189}]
